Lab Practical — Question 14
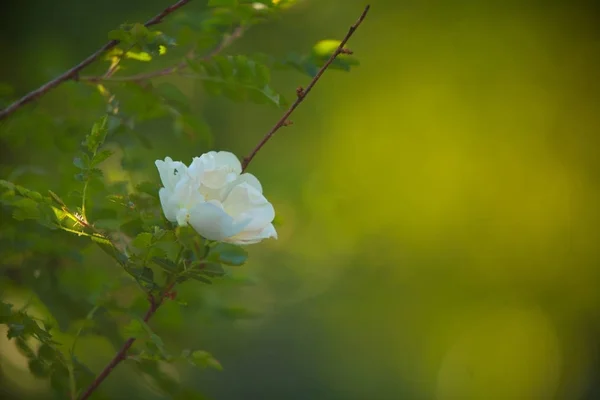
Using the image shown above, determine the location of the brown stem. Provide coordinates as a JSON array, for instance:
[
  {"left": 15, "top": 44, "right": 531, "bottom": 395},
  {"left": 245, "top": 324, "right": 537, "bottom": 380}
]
[
  {"left": 77, "top": 286, "right": 174, "bottom": 400},
  {"left": 80, "top": 26, "right": 245, "bottom": 83},
  {"left": 241, "top": 5, "right": 371, "bottom": 172},
  {"left": 0, "top": 0, "right": 192, "bottom": 121}
]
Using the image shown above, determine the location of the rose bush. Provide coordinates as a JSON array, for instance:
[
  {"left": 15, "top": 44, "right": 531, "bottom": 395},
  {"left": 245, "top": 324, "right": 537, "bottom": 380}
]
[{"left": 156, "top": 151, "right": 277, "bottom": 245}]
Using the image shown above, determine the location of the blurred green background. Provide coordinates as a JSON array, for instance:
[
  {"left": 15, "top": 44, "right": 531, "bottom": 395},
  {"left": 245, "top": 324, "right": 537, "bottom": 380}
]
[{"left": 2, "top": 0, "right": 600, "bottom": 399}]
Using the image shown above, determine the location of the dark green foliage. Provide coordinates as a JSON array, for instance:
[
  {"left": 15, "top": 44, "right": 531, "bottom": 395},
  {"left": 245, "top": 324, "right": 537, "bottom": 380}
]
[
  {"left": 0, "top": 1, "right": 362, "bottom": 398},
  {"left": 187, "top": 55, "right": 285, "bottom": 106}
]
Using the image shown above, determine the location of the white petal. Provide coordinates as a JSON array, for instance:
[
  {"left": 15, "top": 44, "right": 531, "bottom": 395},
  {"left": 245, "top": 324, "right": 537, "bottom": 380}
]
[
  {"left": 155, "top": 157, "right": 187, "bottom": 191},
  {"left": 226, "top": 223, "right": 278, "bottom": 245},
  {"left": 188, "top": 154, "right": 211, "bottom": 180},
  {"left": 214, "top": 151, "right": 242, "bottom": 174},
  {"left": 159, "top": 188, "right": 177, "bottom": 222},
  {"left": 218, "top": 172, "right": 263, "bottom": 201},
  {"left": 188, "top": 200, "right": 249, "bottom": 241},
  {"left": 189, "top": 151, "right": 241, "bottom": 190},
  {"left": 222, "top": 183, "right": 275, "bottom": 231}
]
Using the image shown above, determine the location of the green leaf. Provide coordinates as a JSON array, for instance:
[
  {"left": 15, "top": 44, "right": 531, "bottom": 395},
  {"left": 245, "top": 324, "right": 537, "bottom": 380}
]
[
  {"left": 28, "top": 358, "right": 50, "bottom": 378},
  {"left": 73, "top": 156, "right": 88, "bottom": 170},
  {"left": 91, "top": 149, "right": 114, "bottom": 166},
  {"left": 155, "top": 83, "right": 188, "bottom": 109},
  {"left": 15, "top": 337, "right": 36, "bottom": 359},
  {"left": 135, "top": 181, "right": 160, "bottom": 198},
  {"left": 49, "top": 362, "right": 70, "bottom": 395},
  {"left": 123, "top": 319, "right": 145, "bottom": 339},
  {"left": 132, "top": 232, "right": 153, "bottom": 249},
  {"left": 188, "top": 350, "right": 223, "bottom": 371},
  {"left": 12, "top": 198, "right": 41, "bottom": 220},
  {"left": 37, "top": 343, "right": 57, "bottom": 362},
  {"left": 83, "top": 116, "right": 109, "bottom": 154},
  {"left": 152, "top": 257, "right": 178, "bottom": 273},
  {"left": 187, "top": 274, "right": 212, "bottom": 285},
  {"left": 0, "top": 301, "right": 13, "bottom": 317},
  {"left": 189, "top": 55, "right": 284, "bottom": 107},
  {"left": 198, "top": 262, "right": 226, "bottom": 277},
  {"left": 210, "top": 243, "right": 248, "bottom": 266}
]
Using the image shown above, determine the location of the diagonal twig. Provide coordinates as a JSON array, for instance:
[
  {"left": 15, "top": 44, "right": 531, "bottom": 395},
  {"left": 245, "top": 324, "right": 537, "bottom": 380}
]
[
  {"left": 0, "top": 0, "right": 193, "bottom": 121},
  {"left": 241, "top": 5, "right": 371, "bottom": 172}
]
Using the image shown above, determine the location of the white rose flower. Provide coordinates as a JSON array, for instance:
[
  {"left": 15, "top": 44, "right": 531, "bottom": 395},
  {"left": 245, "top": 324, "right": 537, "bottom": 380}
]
[{"left": 155, "top": 151, "right": 277, "bottom": 245}]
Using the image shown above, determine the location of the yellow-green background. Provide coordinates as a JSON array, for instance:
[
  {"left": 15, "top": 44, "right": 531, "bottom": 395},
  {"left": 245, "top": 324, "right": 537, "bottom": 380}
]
[{"left": 2, "top": 0, "right": 600, "bottom": 399}]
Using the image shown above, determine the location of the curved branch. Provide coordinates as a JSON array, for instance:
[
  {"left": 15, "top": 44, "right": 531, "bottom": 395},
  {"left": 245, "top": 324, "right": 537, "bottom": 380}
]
[
  {"left": 0, "top": 0, "right": 193, "bottom": 121},
  {"left": 241, "top": 5, "right": 371, "bottom": 172}
]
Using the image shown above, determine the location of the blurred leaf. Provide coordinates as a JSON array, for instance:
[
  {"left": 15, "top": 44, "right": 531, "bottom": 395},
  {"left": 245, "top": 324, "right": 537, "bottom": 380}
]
[
  {"left": 28, "top": 358, "right": 50, "bottom": 378},
  {"left": 155, "top": 83, "right": 189, "bottom": 109},
  {"left": 124, "top": 319, "right": 145, "bottom": 339},
  {"left": 49, "top": 362, "right": 70, "bottom": 395},
  {"left": 188, "top": 55, "right": 284, "bottom": 106},
  {"left": 136, "top": 181, "right": 160, "bottom": 198},
  {"left": 210, "top": 242, "right": 248, "bottom": 266},
  {"left": 83, "top": 116, "right": 108, "bottom": 154},
  {"left": 91, "top": 149, "right": 114, "bottom": 166},
  {"left": 152, "top": 257, "right": 178, "bottom": 273},
  {"left": 187, "top": 350, "right": 223, "bottom": 371},
  {"left": 132, "top": 232, "right": 153, "bottom": 249},
  {"left": 37, "top": 343, "right": 57, "bottom": 362}
]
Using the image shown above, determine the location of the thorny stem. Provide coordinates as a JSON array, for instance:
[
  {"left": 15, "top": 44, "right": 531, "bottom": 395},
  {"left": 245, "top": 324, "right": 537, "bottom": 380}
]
[
  {"left": 0, "top": 0, "right": 192, "bottom": 121},
  {"left": 241, "top": 5, "right": 371, "bottom": 172},
  {"left": 76, "top": 5, "right": 370, "bottom": 400}
]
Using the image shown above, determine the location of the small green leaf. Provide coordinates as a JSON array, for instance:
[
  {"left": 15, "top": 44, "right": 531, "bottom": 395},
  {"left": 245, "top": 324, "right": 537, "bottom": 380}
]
[
  {"left": 37, "top": 343, "right": 56, "bottom": 362},
  {"left": 136, "top": 181, "right": 160, "bottom": 198},
  {"left": 12, "top": 198, "right": 40, "bottom": 220},
  {"left": 28, "top": 359, "right": 50, "bottom": 378},
  {"left": 84, "top": 116, "right": 109, "bottom": 153},
  {"left": 188, "top": 350, "right": 223, "bottom": 371},
  {"left": 152, "top": 257, "right": 177, "bottom": 272},
  {"left": 49, "top": 362, "right": 70, "bottom": 394},
  {"left": 132, "top": 232, "right": 153, "bottom": 249},
  {"left": 91, "top": 149, "right": 114, "bottom": 166},
  {"left": 210, "top": 243, "right": 248, "bottom": 266},
  {"left": 15, "top": 337, "right": 36, "bottom": 359},
  {"left": 123, "top": 319, "right": 145, "bottom": 339},
  {"left": 73, "top": 157, "right": 88, "bottom": 170}
]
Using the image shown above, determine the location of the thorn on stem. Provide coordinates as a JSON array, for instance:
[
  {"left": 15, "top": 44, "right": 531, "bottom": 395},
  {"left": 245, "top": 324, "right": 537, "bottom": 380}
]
[
  {"left": 296, "top": 86, "right": 305, "bottom": 98},
  {"left": 339, "top": 47, "right": 354, "bottom": 55},
  {"left": 165, "top": 290, "right": 177, "bottom": 301},
  {"left": 283, "top": 120, "right": 293, "bottom": 126}
]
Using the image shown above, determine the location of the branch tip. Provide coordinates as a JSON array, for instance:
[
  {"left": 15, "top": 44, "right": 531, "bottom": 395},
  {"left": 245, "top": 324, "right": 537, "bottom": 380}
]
[
  {"left": 241, "top": 5, "right": 370, "bottom": 172},
  {"left": 0, "top": 0, "right": 193, "bottom": 121}
]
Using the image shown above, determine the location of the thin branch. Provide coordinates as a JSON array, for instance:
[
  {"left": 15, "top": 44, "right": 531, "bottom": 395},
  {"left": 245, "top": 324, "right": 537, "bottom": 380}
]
[
  {"left": 0, "top": 0, "right": 193, "bottom": 121},
  {"left": 80, "top": 26, "right": 245, "bottom": 83},
  {"left": 77, "top": 289, "right": 170, "bottom": 400},
  {"left": 241, "top": 5, "right": 371, "bottom": 172}
]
